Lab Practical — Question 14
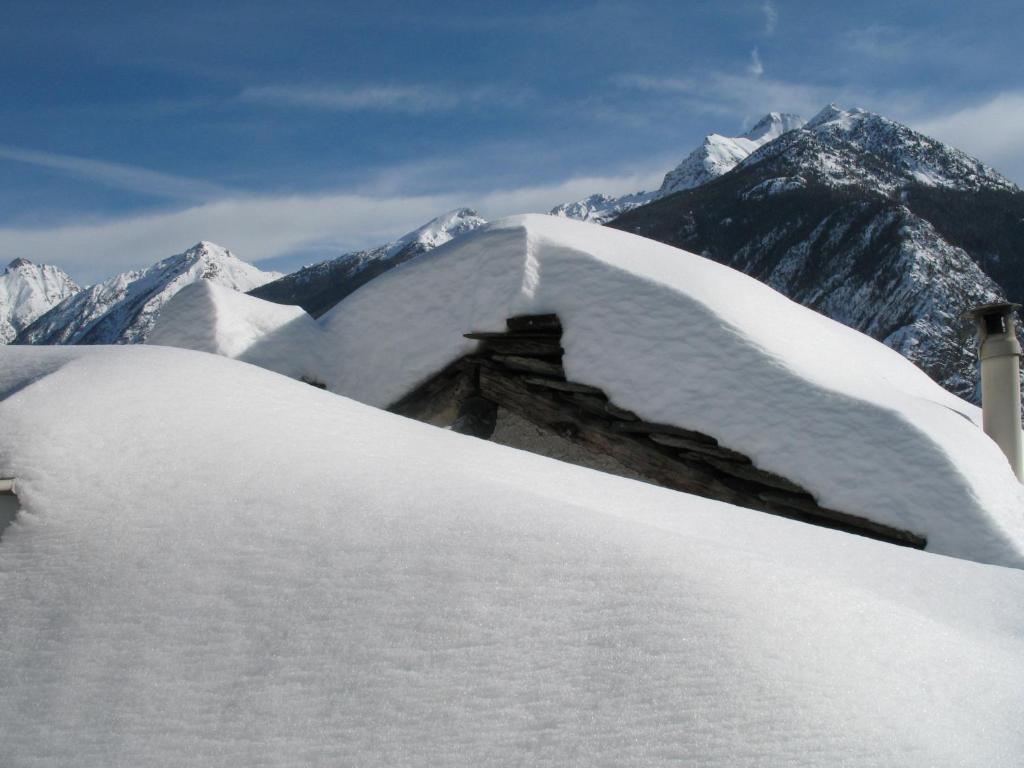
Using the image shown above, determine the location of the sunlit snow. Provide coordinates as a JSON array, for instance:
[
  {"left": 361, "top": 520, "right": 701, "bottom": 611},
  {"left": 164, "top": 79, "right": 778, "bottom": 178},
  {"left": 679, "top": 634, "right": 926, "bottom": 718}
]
[
  {"left": 1, "top": 344, "right": 1023, "bottom": 766},
  {"left": 153, "top": 214, "right": 1024, "bottom": 568}
]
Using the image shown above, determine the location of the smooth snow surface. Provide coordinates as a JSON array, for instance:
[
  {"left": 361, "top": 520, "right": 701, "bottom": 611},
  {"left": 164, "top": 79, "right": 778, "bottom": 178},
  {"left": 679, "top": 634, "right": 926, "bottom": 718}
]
[
  {"left": 153, "top": 215, "right": 1024, "bottom": 568},
  {"left": 2, "top": 344, "right": 1023, "bottom": 767}
]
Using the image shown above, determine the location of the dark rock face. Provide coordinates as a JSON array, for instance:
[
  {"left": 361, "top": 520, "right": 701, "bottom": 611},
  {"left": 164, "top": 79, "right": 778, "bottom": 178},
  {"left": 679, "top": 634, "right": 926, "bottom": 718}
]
[
  {"left": 249, "top": 240, "right": 430, "bottom": 318},
  {"left": 609, "top": 107, "right": 1021, "bottom": 403},
  {"left": 249, "top": 208, "right": 487, "bottom": 318}
]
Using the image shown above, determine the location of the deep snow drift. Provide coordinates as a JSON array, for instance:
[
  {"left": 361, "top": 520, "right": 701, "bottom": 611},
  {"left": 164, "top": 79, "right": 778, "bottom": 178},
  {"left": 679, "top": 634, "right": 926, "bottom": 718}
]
[
  {"left": 152, "top": 214, "right": 1024, "bottom": 568},
  {"left": 1, "top": 344, "right": 1023, "bottom": 767}
]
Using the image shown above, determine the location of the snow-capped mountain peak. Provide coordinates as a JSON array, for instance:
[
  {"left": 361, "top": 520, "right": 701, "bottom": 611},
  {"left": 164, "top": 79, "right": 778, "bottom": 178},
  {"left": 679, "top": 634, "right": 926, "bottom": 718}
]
[
  {"left": 14, "top": 242, "right": 280, "bottom": 345},
  {"left": 805, "top": 103, "right": 869, "bottom": 130},
  {"left": 748, "top": 103, "right": 1019, "bottom": 194},
  {"left": 0, "top": 257, "right": 80, "bottom": 343},
  {"left": 550, "top": 111, "right": 806, "bottom": 223},
  {"left": 400, "top": 207, "right": 487, "bottom": 250},
  {"left": 249, "top": 208, "right": 489, "bottom": 317},
  {"left": 659, "top": 112, "right": 807, "bottom": 195}
]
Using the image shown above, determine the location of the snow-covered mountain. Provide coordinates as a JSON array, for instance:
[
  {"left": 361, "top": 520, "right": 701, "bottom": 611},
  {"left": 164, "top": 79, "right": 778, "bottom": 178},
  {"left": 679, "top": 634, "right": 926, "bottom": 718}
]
[
  {"left": 250, "top": 208, "right": 487, "bottom": 317},
  {"left": 660, "top": 111, "right": 807, "bottom": 194},
  {"left": 550, "top": 112, "right": 805, "bottom": 224},
  {"left": 0, "top": 258, "right": 79, "bottom": 343},
  {"left": 610, "top": 104, "right": 1024, "bottom": 402},
  {"left": 15, "top": 241, "right": 280, "bottom": 345}
]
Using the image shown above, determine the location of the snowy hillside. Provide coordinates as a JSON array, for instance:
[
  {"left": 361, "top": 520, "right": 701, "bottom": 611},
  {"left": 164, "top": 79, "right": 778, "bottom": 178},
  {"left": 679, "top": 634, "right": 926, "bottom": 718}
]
[
  {"left": 151, "top": 215, "right": 1024, "bottom": 568},
  {"left": 14, "top": 241, "right": 280, "bottom": 345},
  {"left": 0, "top": 258, "right": 79, "bottom": 343},
  {"left": 550, "top": 112, "right": 805, "bottom": 223},
  {"left": 2, "top": 343, "right": 1023, "bottom": 766},
  {"left": 250, "top": 208, "right": 487, "bottom": 317}
]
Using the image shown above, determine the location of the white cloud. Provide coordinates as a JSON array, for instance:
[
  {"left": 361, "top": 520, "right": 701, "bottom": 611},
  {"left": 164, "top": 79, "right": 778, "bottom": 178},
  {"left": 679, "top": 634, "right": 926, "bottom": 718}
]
[
  {"left": 748, "top": 48, "right": 764, "bottom": 78},
  {"left": 912, "top": 92, "right": 1024, "bottom": 183},
  {"left": 762, "top": 1, "right": 777, "bottom": 36},
  {"left": 238, "top": 83, "right": 526, "bottom": 114},
  {"left": 0, "top": 169, "right": 665, "bottom": 284},
  {"left": 616, "top": 70, "right": 838, "bottom": 119},
  {"left": 0, "top": 145, "right": 230, "bottom": 202}
]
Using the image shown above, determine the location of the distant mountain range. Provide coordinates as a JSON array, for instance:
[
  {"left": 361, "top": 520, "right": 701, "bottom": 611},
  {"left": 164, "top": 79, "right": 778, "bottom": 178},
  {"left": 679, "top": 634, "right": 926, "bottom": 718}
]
[
  {"left": 550, "top": 111, "right": 806, "bottom": 223},
  {"left": 603, "top": 104, "right": 1021, "bottom": 402},
  {"left": 0, "top": 258, "right": 79, "bottom": 343},
  {"left": 13, "top": 242, "right": 279, "bottom": 345},
  {"left": 249, "top": 208, "right": 487, "bottom": 317},
  {"left": 5, "top": 103, "right": 1023, "bottom": 407}
]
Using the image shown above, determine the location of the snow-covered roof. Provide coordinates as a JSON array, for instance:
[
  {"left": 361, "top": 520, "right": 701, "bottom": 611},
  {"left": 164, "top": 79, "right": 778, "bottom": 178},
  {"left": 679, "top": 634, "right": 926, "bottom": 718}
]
[
  {"left": 1, "top": 344, "right": 1023, "bottom": 765},
  {"left": 152, "top": 215, "right": 1024, "bottom": 568}
]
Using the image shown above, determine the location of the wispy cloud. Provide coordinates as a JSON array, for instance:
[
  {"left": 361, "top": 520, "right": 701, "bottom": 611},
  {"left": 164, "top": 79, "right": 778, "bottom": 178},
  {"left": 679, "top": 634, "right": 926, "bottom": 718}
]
[
  {"left": 761, "top": 1, "right": 777, "bottom": 36},
  {"left": 0, "top": 169, "right": 665, "bottom": 284},
  {"left": 0, "top": 145, "right": 231, "bottom": 202},
  {"left": 615, "top": 71, "right": 832, "bottom": 118},
  {"left": 912, "top": 91, "right": 1024, "bottom": 183},
  {"left": 748, "top": 48, "right": 764, "bottom": 77},
  {"left": 613, "top": 69, "right": 925, "bottom": 125},
  {"left": 842, "top": 25, "right": 915, "bottom": 60},
  {"left": 238, "top": 83, "right": 528, "bottom": 114}
]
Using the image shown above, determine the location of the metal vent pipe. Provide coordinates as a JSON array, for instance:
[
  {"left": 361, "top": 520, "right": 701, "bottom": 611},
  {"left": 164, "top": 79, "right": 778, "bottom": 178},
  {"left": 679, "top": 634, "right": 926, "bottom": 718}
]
[{"left": 967, "top": 303, "right": 1024, "bottom": 482}]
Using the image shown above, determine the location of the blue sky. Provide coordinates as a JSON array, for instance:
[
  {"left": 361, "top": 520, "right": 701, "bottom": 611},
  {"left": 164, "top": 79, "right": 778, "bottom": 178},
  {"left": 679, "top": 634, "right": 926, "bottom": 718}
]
[{"left": 2, "top": 0, "right": 1023, "bottom": 282}]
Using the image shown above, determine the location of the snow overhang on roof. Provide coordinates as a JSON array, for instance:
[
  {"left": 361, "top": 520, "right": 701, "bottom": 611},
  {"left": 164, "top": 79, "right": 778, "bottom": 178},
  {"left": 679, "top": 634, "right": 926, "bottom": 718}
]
[{"left": 151, "top": 214, "right": 1024, "bottom": 568}]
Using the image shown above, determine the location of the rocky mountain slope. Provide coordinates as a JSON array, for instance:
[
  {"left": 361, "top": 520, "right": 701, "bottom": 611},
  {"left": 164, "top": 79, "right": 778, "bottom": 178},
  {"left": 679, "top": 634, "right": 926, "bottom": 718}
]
[
  {"left": 0, "top": 258, "right": 80, "bottom": 343},
  {"left": 15, "top": 241, "right": 280, "bottom": 345},
  {"left": 250, "top": 208, "right": 487, "bottom": 317},
  {"left": 608, "top": 104, "right": 1022, "bottom": 402},
  {"left": 550, "top": 112, "right": 805, "bottom": 224}
]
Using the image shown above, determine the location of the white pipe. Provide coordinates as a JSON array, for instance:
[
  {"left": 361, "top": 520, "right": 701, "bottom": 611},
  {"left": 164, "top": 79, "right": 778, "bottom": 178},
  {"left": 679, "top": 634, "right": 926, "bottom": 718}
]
[{"left": 969, "top": 304, "right": 1024, "bottom": 482}]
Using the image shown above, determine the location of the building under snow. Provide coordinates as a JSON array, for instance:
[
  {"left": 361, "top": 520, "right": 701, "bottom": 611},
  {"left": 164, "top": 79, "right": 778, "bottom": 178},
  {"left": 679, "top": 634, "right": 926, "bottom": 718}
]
[{"left": 150, "top": 215, "right": 1024, "bottom": 569}]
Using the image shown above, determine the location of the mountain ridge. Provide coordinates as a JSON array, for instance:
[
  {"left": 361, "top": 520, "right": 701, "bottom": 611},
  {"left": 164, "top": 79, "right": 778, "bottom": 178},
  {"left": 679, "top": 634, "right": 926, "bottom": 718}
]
[
  {"left": 0, "top": 258, "right": 80, "bottom": 343},
  {"left": 14, "top": 241, "right": 280, "bottom": 345},
  {"left": 607, "top": 104, "right": 1023, "bottom": 402},
  {"left": 249, "top": 208, "right": 487, "bottom": 317}
]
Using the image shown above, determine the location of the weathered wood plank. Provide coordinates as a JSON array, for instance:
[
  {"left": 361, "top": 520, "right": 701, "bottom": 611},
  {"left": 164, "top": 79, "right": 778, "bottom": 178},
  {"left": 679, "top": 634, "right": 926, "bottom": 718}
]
[
  {"left": 649, "top": 433, "right": 750, "bottom": 462},
  {"left": 604, "top": 401, "right": 639, "bottom": 421},
  {"left": 491, "top": 354, "right": 565, "bottom": 377},
  {"left": 758, "top": 491, "right": 927, "bottom": 549},
  {"left": 464, "top": 330, "right": 559, "bottom": 340},
  {"left": 473, "top": 337, "right": 565, "bottom": 357},
  {"left": 561, "top": 392, "right": 613, "bottom": 418},
  {"left": 702, "top": 457, "right": 805, "bottom": 494},
  {"left": 522, "top": 376, "right": 605, "bottom": 396},
  {"left": 610, "top": 420, "right": 717, "bottom": 444},
  {"left": 506, "top": 314, "right": 562, "bottom": 333},
  {"left": 479, "top": 367, "right": 750, "bottom": 505}
]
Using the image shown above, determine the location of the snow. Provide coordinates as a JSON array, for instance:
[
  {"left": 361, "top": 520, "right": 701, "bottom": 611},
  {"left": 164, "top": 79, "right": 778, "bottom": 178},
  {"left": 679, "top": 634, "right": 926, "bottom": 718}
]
[
  {"left": 151, "top": 214, "right": 1024, "bottom": 568},
  {"left": 1, "top": 343, "right": 1023, "bottom": 766},
  {"left": 0, "top": 258, "right": 79, "bottom": 343},
  {"left": 15, "top": 241, "right": 281, "bottom": 345},
  {"left": 551, "top": 112, "right": 805, "bottom": 223}
]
